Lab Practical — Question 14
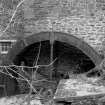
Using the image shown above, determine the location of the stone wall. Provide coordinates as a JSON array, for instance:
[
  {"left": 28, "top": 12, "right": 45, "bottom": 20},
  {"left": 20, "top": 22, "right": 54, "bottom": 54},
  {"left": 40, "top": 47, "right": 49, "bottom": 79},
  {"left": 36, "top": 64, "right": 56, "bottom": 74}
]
[
  {"left": 21, "top": 0, "right": 105, "bottom": 56},
  {"left": 0, "top": 0, "right": 105, "bottom": 56}
]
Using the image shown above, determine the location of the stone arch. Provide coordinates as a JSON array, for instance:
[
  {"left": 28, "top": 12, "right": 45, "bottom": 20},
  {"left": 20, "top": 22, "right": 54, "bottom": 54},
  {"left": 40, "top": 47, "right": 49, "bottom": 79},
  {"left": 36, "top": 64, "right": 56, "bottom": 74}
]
[{"left": 3, "top": 32, "right": 103, "bottom": 66}]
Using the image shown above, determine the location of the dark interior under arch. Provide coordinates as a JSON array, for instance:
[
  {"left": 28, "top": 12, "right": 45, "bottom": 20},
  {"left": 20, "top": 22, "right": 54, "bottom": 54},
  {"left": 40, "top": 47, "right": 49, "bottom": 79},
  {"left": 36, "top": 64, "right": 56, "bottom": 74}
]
[
  {"left": 13, "top": 40, "right": 95, "bottom": 80},
  {"left": 1, "top": 40, "right": 97, "bottom": 96}
]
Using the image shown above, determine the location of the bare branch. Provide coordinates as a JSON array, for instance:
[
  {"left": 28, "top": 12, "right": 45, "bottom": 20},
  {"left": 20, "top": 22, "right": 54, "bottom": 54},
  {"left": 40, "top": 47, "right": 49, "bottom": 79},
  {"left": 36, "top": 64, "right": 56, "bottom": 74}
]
[
  {"left": 7, "top": 66, "right": 28, "bottom": 80},
  {"left": 33, "top": 42, "right": 41, "bottom": 66},
  {"left": 4, "top": 66, "right": 14, "bottom": 78},
  {"left": 29, "top": 42, "right": 42, "bottom": 97},
  {"left": 14, "top": 64, "right": 31, "bottom": 79},
  {"left": 0, "top": 58, "right": 57, "bottom": 69},
  {"left": 0, "top": 69, "right": 26, "bottom": 81},
  {"left": 1, "top": 0, "right": 26, "bottom": 35},
  {"left": 0, "top": 55, "right": 58, "bottom": 100},
  {"left": 6, "top": 66, "right": 38, "bottom": 93}
]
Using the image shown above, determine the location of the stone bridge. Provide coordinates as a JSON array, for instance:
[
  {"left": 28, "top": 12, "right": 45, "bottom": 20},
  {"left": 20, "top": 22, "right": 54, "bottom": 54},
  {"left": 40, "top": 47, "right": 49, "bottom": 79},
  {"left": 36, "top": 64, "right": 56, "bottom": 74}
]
[
  {"left": 3, "top": 0, "right": 105, "bottom": 66},
  {"left": 1, "top": 0, "right": 105, "bottom": 97}
]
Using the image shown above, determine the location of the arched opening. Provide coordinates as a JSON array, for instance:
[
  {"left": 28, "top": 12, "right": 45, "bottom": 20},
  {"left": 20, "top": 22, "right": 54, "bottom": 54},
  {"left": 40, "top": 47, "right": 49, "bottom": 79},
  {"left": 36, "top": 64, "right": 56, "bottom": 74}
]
[
  {"left": 4, "top": 32, "right": 103, "bottom": 66},
  {"left": 14, "top": 40, "right": 95, "bottom": 74},
  {"left": 2, "top": 32, "right": 103, "bottom": 95},
  {"left": 12, "top": 40, "right": 96, "bottom": 94}
]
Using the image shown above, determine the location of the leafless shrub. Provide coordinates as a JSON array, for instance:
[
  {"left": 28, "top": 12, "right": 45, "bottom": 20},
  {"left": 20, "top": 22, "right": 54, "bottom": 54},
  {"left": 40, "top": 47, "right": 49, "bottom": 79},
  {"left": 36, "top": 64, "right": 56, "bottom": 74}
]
[{"left": 0, "top": 41, "right": 58, "bottom": 105}]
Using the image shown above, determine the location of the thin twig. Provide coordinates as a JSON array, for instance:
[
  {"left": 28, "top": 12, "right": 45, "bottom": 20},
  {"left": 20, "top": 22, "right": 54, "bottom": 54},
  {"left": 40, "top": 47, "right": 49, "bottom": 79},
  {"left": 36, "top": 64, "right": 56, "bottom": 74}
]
[
  {"left": 7, "top": 66, "right": 28, "bottom": 80},
  {"left": 14, "top": 65, "right": 31, "bottom": 79},
  {"left": 4, "top": 66, "right": 14, "bottom": 78},
  {"left": 1, "top": 0, "right": 26, "bottom": 35},
  {"left": 0, "top": 58, "right": 57, "bottom": 69},
  {"left": 33, "top": 42, "right": 41, "bottom": 66},
  {"left": 7, "top": 66, "right": 37, "bottom": 93},
  {"left": 31, "top": 42, "right": 42, "bottom": 101},
  {"left": 0, "top": 69, "right": 26, "bottom": 81},
  {"left": 32, "top": 42, "right": 42, "bottom": 82},
  {"left": 0, "top": 57, "right": 58, "bottom": 103}
]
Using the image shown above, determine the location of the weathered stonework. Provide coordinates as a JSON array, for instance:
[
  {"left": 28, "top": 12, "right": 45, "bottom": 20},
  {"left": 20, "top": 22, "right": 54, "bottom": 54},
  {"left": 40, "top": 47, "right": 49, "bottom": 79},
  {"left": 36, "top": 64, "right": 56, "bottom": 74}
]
[
  {"left": 1, "top": 0, "right": 105, "bottom": 57},
  {"left": 20, "top": 0, "right": 105, "bottom": 56},
  {"left": 1, "top": 0, "right": 105, "bottom": 97}
]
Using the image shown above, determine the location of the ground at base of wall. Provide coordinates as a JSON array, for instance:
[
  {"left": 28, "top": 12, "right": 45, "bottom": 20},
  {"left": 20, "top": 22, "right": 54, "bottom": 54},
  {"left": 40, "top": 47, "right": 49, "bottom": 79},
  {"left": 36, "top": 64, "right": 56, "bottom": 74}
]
[
  {"left": 0, "top": 94, "right": 105, "bottom": 105},
  {"left": 0, "top": 94, "right": 43, "bottom": 105}
]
